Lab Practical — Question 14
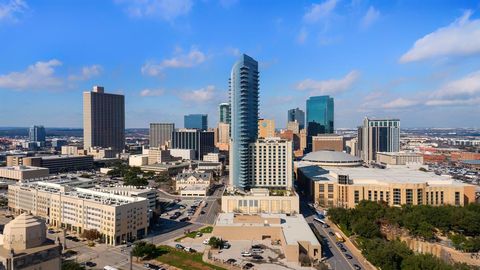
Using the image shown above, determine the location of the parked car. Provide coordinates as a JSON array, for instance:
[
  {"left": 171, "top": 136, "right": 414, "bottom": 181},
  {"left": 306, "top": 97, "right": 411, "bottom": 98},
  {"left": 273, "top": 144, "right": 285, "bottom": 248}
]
[
  {"left": 222, "top": 243, "right": 231, "bottom": 249},
  {"left": 353, "top": 264, "right": 362, "bottom": 270},
  {"left": 328, "top": 231, "right": 335, "bottom": 236},
  {"left": 251, "top": 244, "right": 262, "bottom": 249},
  {"left": 241, "top": 251, "right": 252, "bottom": 257},
  {"left": 252, "top": 255, "right": 263, "bottom": 260},
  {"left": 179, "top": 217, "right": 190, "bottom": 222},
  {"left": 340, "top": 247, "right": 347, "bottom": 252},
  {"left": 196, "top": 232, "right": 203, "bottom": 237},
  {"left": 85, "top": 261, "right": 96, "bottom": 267},
  {"left": 243, "top": 263, "right": 254, "bottom": 269},
  {"left": 200, "top": 210, "right": 206, "bottom": 214},
  {"left": 226, "top": 258, "right": 237, "bottom": 264},
  {"left": 203, "top": 238, "right": 211, "bottom": 245},
  {"left": 345, "top": 254, "right": 353, "bottom": 259},
  {"left": 251, "top": 248, "right": 263, "bottom": 253},
  {"left": 175, "top": 244, "right": 184, "bottom": 250}
]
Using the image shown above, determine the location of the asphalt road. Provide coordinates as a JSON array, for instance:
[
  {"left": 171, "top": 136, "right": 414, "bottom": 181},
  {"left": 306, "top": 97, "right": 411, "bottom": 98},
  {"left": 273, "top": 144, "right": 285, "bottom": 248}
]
[{"left": 300, "top": 200, "right": 364, "bottom": 270}]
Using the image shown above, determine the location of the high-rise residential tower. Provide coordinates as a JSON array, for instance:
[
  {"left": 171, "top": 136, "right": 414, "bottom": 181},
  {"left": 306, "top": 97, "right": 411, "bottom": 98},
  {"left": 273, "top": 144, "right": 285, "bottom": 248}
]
[
  {"left": 229, "top": 54, "right": 259, "bottom": 190},
  {"left": 219, "top": 103, "right": 231, "bottom": 124},
  {"left": 184, "top": 114, "right": 208, "bottom": 130},
  {"left": 29, "top": 125, "right": 46, "bottom": 142},
  {"left": 149, "top": 123, "right": 175, "bottom": 147},
  {"left": 287, "top": 108, "right": 305, "bottom": 129},
  {"left": 358, "top": 117, "right": 400, "bottom": 163},
  {"left": 83, "top": 86, "right": 125, "bottom": 153},
  {"left": 306, "top": 95, "right": 334, "bottom": 152}
]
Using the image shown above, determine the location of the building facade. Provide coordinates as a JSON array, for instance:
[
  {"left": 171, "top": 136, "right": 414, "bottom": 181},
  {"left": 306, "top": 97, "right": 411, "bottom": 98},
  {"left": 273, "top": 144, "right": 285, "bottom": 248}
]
[
  {"left": 171, "top": 129, "right": 215, "bottom": 160},
  {"left": 287, "top": 121, "right": 300, "bottom": 134},
  {"left": 287, "top": 108, "right": 305, "bottom": 130},
  {"left": 251, "top": 138, "right": 293, "bottom": 189},
  {"left": 306, "top": 96, "right": 334, "bottom": 152},
  {"left": 184, "top": 114, "right": 208, "bottom": 130},
  {"left": 0, "top": 166, "right": 49, "bottom": 181},
  {"left": 149, "top": 123, "right": 175, "bottom": 148},
  {"left": 258, "top": 119, "right": 275, "bottom": 138},
  {"left": 83, "top": 86, "right": 125, "bottom": 153},
  {"left": 376, "top": 152, "right": 423, "bottom": 165},
  {"left": 229, "top": 54, "right": 259, "bottom": 190},
  {"left": 219, "top": 103, "right": 231, "bottom": 124},
  {"left": 358, "top": 117, "right": 400, "bottom": 162},
  {"left": 222, "top": 188, "right": 299, "bottom": 214},
  {"left": 22, "top": 155, "right": 94, "bottom": 174},
  {"left": 175, "top": 171, "right": 213, "bottom": 197},
  {"left": 8, "top": 182, "right": 149, "bottom": 246},
  {"left": 312, "top": 134, "right": 344, "bottom": 152},
  {"left": 29, "top": 125, "right": 46, "bottom": 142}
]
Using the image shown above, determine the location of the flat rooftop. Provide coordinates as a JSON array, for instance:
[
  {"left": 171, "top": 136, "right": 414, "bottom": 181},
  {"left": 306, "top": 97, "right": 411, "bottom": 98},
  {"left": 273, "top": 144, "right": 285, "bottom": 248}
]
[
  {"left": 0, "top": 166, "right": 48, "bottom": 172},
  {"left": 215, "top": 213, "right": 320, "bottom": 246}
]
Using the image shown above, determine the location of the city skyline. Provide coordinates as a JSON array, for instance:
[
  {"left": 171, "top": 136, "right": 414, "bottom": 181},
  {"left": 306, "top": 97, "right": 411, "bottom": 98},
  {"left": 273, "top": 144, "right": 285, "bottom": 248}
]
[{"left": 1, "top": 0, "right": 480, "bottom": 129}]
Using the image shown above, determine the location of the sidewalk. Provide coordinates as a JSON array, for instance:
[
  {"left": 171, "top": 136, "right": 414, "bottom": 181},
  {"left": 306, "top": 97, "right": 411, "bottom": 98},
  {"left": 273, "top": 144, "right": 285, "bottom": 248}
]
[{"left": 327, "top": 221, "right": 377, "bottom": 270}]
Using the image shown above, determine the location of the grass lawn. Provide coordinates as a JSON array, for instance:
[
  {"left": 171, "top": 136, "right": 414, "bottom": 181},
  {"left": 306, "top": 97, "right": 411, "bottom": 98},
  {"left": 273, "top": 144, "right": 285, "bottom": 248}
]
[
  {"left": 174, "top": 226, "right": 214, "bottom": 242},
  {"left": 156, "top": 245, "right": 225, "bottom": 270}
]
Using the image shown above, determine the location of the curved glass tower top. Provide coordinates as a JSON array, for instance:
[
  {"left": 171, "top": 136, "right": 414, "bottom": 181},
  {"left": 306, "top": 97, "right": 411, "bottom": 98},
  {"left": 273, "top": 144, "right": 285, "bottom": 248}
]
[{"left": 229, "top": 54, "right": 259, "bottom": 190}]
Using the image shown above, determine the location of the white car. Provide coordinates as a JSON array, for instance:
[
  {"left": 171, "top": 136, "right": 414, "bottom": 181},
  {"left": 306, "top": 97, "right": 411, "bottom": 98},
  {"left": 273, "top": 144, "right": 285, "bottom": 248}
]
[
  {"left": 241, "top": 251, "right": 252, "bottom": 257},
  {"left": 203, "top": 238, "right": 211, "bottom": 245}
]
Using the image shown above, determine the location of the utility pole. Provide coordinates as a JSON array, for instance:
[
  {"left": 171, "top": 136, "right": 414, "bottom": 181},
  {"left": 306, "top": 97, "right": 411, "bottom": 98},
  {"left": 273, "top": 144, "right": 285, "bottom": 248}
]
[{"left": 129, "top": 249, "right": 133, "bottom": 270}]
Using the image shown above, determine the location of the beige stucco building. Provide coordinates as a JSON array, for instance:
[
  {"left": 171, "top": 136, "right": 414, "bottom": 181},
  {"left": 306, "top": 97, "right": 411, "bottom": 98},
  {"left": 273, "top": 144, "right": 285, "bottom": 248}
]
[
  {"left": 8, "top": 182, "right": 149, "bottom": 245},
  {"left": 0, "top": 166, "right": 49, "bottom": 181},
  {"left": 297, "top": 164, "right": 477, "bottom": 208},
  {"left": 213, "top": 213, "right": 321, "bottom": 265},
  {"left": 175, "top": 171, "right": 213, "bottom": 197},
  {"left": 222, "top": 188, "right": 300, "bottom": 214},
  {"left": 376, "top": 152, "right": 424, "bottom": 165},
  {"left": 0, "top": 213, "right": 61, "bottom": 270},
  {"left": 312, "top": 134, "right": 344, "bottom": 152},
  {"left": 258, "top": 119, "right": 275, "bottom": 138}
]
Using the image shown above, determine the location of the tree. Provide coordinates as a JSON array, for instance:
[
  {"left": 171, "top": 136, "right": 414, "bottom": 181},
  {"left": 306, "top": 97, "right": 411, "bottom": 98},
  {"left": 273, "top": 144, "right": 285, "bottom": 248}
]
[
  {"left": 208, "top": 237, "right": 225, "bottom": 249},
  {"left": 81, "top": 229, "right": 101, "bottom": 241},
  {"left": 62, "top": 261, "right": 85, "bottom": 270},
  {"left": 131, "top": 241, "right": 159, "bottom": 261}
]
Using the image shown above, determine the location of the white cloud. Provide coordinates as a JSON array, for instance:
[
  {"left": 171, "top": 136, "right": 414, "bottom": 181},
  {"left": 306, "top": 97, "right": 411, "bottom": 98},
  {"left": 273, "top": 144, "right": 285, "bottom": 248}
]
[
  {"left": 225, "top": 47, "right": 241, "bottom": 56},
  {"left": 296, "top": 70, "right": 360, "bottom": 95},
  {"left": 140, "top": 88, "right": 164, "bottom": 97},
  {"left": 382, "top": 98, "right": 418, "bottom": 109},
  {"left": 361, "top": 6, "right": 380, "bottom": 29},
  {"left": 0, "top": 59, "right": 63, "bottom": 90},
  {"left": 431, "top": 70, "right": 480, "bottom": 98},
  {"left": 425, "top": 97, "right": 480, "bottom": 107},
  {"left": 141, "top": 47, "right": 206, "bottom": 77},
  {"left": 303, "top": 0, "right": 338, "bottom": 24},
  {"left": 400, "top": 10, "right": 480, "bottom": 63},
  {"left": 180, "top": 85, "right": 216, "bottom": 103},
  {"left": 297, "top": 28, "right": 308, "bottom": 44},
  {"left": 117, "top": 0, "right": 192, "bottom": 21},
  {"left": 0, "top": 0, "right": 27, "bottom": 22},
  {"left": 68, "top": 65, "right": 103, "bottom": 81}
]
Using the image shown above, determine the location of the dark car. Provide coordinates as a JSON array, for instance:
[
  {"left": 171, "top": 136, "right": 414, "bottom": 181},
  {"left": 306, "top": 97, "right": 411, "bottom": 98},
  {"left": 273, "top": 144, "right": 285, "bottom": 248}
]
[
  {"left": 85, "top": 261, "right": 96, "bottom": 267},
  {"left": 251, "top": 244, "right": 262, "bottom": 249},
  {"left": 226, "top": 258, "right": 237, "bottom": 264},
  {"left": 340, "top": 247, "right": 347, "bottom": 252},
  {"left": 243, "top": 263, "right": 254, "bottom": 269},
  {"left": 353, "top": 264, "right": 362, "bottom": 270},
  {"left": 345, "top": 254, "right": 353, "bottom": 259},
  {"left": 200, "top": 210, "right": 206, "bottom": 214},
  {"left": 179, "top": 217, "right": 190, "bottom": 222},
  {"left": 204, "top": 202, "right": 208, "bottom": 207},
  {"left": 252, "top": 255, "right": 263, "bottom": 260},
  {"left": 328, "top": 231, "right": 335, "bottom": 236},
  {"left": 175, "top": 244, "right": 185, "bottom": 249}
]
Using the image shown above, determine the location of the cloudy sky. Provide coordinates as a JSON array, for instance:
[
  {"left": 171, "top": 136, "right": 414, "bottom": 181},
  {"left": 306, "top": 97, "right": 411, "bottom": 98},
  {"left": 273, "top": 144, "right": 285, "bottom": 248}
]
[{"left": 0, "top": 0, "right": 480, "bottom": 128}]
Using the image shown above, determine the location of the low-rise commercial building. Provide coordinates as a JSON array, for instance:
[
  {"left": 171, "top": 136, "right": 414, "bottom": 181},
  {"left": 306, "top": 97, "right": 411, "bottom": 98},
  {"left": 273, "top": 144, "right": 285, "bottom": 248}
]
[
  {"left": 213, "top": 213, "right": 321, "bottom": 264},
  {"left": 175, "top": 171, "right": 213, "bottom": 197},
  {"left": 0, "top": 166, "right": 49, "bottom": 181},
  {"left": 297, "top": 165, "right": 477, "bottom": 208},
  {"left": 169, "top": 148, "right": 196, "bottom": 160},
  {"left": 129, "top": 154, "right": 149, "bottom": 167},
  {"left": 0, "top": 213, "right": 62, "bottom": 270},
  {"left": 21, "top": 155, "right": 94, "bottom": 173},
  {"left": 222, "top": 188, "right": 299, "bottom": 214},
  {"left": 8, "top": 182, "right": 149, "bottom": 245},
  {"left": 376, "top": 152, "right": 424, "bottom": 165}
]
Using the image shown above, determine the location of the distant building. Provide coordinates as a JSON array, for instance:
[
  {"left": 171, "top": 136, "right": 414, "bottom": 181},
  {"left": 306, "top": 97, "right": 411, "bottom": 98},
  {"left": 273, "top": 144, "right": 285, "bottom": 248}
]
[
  {"left": 286, "top": 121, "right": 300, "bottom": 134},
  {"left": 149, "top": 123, "right": 175, "bottom": 148},
  {"left": 217, "top": 122, "right": 230, "bottom": 147},
  {"left": 148, "top": 147, "right": 177, "bottom": 164},
  {"left": 287, "top": 108, "right": 305, "bottom": 130},
  {"left": 175, "top": 171, "right": 213, "bottom": 197},
  {"left": 8, "top": 182, "right": 149, "bottom": 245},
  {"left": 171, "top": 129, "right": 215, "bottom": 160},
  {"left": 376, "top": 152, "right": 423, "bottom": 165},
  {"left": 306, "top": 96, "right": 334, "bottom": 152},
  {"left": 229, "top": 54, "right": 259, "bottom": 190},
  {"left": 0, "top": 166, "right": 49, "bottom": 181},
  {"left": 251, "top": 137, "right": 293, "bottom": 189},
  {"left": 345, "top": 137, "right": 358, "bottom": 156},
  {"left": 203, "top": 152, "right": 221, "bottom": 162},
  {"left": 358, "top": 117, "right": 400, "bottom": 162},
  {"left": 300, "top": 151, "right": 363, "bottom": 167},
  {"left": 258, "top": 118, "right": 275, "bottom": 138},
  {"left": 299, "top": 129, "right": 307, "bottom": 152},
  {"left": 0, "top": 213, "right": 61, "bottom": 270},
  {"left": 61, "top": 145, "right": 81, "bottom": 156},
  {"left": 83, "top": 86, "right": 125, "bottom": 153},
  {"left": 170, "top": 149, "right": 196, "bottom": 160},
  {"left": 312, "top": 134, "right": 344, "bottom": 152},
  {"left": 184, "top": 114, "right": 208, "bottom": 130},
  {"left": 22, "top": 155, "right": 93, "bottom": 174},
  {"left": 219, "top": 103, "right": 231, "bottom": 124},
  {"left": 51, "top": 139, "right": 67, "bottom": 150},
  {"left": 86, "top": 147, "right": 116, "bottom": 160},
  {"left": 129, "top": 154, "right": 149, "bottom": 167},
  {"left": 29, "top": 125, "right": 46, "bottom": 142}
]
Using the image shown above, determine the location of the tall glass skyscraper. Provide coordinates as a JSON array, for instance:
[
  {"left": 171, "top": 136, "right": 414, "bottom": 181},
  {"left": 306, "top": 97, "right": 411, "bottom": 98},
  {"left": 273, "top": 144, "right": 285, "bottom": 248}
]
[
  {"left": 229, "top": 54, "right": 259, "bottom": 190},
  {"left": 306, "top": 95, "right": 334, "bottom": 152},
  {"left": 287, "top": 108, "right": 305, "bottom": 129},
  {"left": 219, "top": 103, "right": 231, "bottom": 124},
  {"left": 184, "top": 114, "right": 208, "bottom": 130},
  {"left": 29, "top": 125, "right": 46, "bottom": 142}
]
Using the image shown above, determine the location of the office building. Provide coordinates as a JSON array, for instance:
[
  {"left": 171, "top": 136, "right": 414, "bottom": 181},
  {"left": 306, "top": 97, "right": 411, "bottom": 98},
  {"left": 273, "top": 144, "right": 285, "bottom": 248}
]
[
  {"left": 171, "top": 129, "right": 215, "bottom": 160},
  {"left": 148, "top": 147, "right": 176, "bottom": 164},
  {"left": 169, "top": 149, "right": 196, "bottom": 160},
  {"left": 175, "top": 171, "right": 213, "bottom": 197},
  {"left": 0, "top": 166, "right": 49, "bottom": 181},
  {"left": 258, "top": 118, "right": 275, "bottom": 138},
  {"left": 299, "top": 129, "right": 307, "bottom": 152},
  {"left": 306, "top": 96, "right": 334, "bottom": 152},
  {"left": 287, "top": 108, "right": 305, "bottom": 129},
  {"left": 312, "top": 134, "right": 344, "bottom": 152},
  {"left": 345, "top": 137, "right": 358, "bottom": 156},
  {"left": 376, "top": 152, "right": 423, "bottom": 165},
  {"left": 184, "top": 114, "right": 208, "bottom": 130},
  {"left": 287, "top": 121, "right": 300, "bottom": 134},
  {"left": 0, "top": 213, "right": 61, "bottom": 270},
  {"left": 222, "top": 188, "right": 299, "bottom": 214},
  {"left": 29, "top": 125, "right": 46, "bottom": 142},
  {"left": 21, "top": 155, "right": 94, "bottom": 174},
  {"left": 8, "top": 182, "right": 149, "bottom": 245},
  {"left": 358, "top": 117, "right": 400, "bottom": 162},
  {"left": 129, "top": 154, "right": 149, "bottom": 167},
  {"left": 51, "top": 139, "right": 67, "bottom": 150},
  {"left": 229, "top": 54, "right": 259, "bottom": 190},
  {"left": 297, "top": 165, "right": 476, "bottom": 208},
  {"left": 251, "top": 137, "right": 293, "bottom": 189},
  {"left": 219, "top": 103, "right": 231, "bottom": 124},
  {"left": 149, "top": 123, "right": 175, "bottom": 147},
  {"left": 217, "top": 122, "right": 230, "bottom": 144},
  {"left": 83, "top": 86, "right": 125, "bottom": 153}
]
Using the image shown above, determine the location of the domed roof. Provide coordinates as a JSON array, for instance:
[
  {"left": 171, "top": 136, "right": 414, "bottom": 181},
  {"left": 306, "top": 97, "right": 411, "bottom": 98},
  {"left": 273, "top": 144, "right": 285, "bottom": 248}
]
[{"left": 302, "top": 151, "right": 362, "bottom": 163}]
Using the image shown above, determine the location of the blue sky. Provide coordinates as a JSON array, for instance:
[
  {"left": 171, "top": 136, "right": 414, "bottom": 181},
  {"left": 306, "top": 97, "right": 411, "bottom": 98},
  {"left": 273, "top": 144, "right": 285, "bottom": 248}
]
[{"left": 1, "top": 0, "right": 480, "bottom": 128}]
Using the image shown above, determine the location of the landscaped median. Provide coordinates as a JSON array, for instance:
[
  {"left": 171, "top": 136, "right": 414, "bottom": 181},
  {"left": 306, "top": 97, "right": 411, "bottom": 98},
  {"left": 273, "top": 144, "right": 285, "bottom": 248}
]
[
  {"left": 155, "top": 245, "right": 226, "bottom": 270},
  {"left": 174, "top": 226, "right": 214, "bottom": 242}
]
